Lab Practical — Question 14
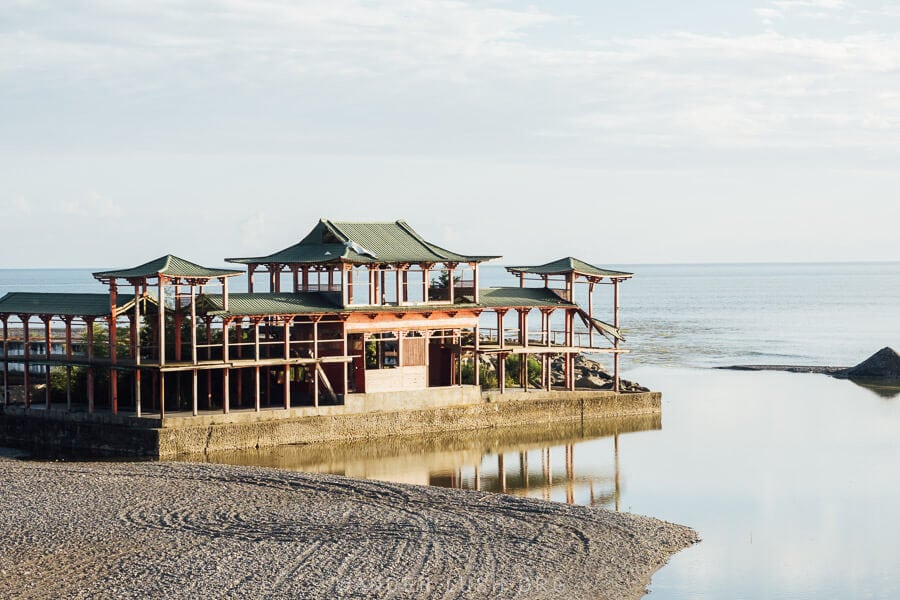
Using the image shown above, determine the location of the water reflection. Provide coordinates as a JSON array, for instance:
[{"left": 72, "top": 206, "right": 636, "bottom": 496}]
[
  {"left": 847, "top": 378, "right": 900, "bottom": 399},
  {"left": 190, "top": 414, "right": 661, "bottom": 510}
]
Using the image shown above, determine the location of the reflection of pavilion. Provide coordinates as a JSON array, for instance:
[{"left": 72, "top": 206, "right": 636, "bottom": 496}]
[
  {"left": 196, "top": 413, "right": 660, "bottom": 509},
  {"left": 429, "top": 438, "right": 625, "bottom": 509}
]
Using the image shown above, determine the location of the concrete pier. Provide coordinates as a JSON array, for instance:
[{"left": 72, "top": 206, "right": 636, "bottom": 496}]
[{"left": 0, "top": 387, "right": 661, "bottom": 458}]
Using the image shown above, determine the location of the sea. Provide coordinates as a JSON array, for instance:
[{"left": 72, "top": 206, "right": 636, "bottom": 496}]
[{"left": 2, "top": 262, "right": 900, "bottom": 599}]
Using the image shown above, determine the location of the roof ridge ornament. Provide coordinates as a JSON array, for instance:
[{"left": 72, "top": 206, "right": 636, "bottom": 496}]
[{"left": 343, "top": 240, "right": 378, "bottom": 259}]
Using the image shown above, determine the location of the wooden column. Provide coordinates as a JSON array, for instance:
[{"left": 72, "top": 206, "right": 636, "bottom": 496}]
[
  {"left": 222, "top": 318, "right": 230, "bottom": 414},
  {"left": 302, "top": 267, "right": 309, "bottom": 292},
  {"left": 283, "top": 318, "right": 291, "bottom": 410},
  {"left": 223, "top": 368, "right": 230, "bottom": 414},
  {"left": 614, "top": 278, "right": 620, "bottom": 393},
  {"left": 342, "top": 323, "right": 348, "bottom": 397},
  {"left": 159, "top": 371, "right": 165, "bottom": 420},
  {"left": 1, "top": 317, "right": 7, "bottom": 407},
  {"left": 313, "top": 317, "right": 320, "bottom": 408},
  {"left": 85, "top": 318, "right": 94, "bottom": 413},
  {"left": 62, "top": 317, "right": 72, "bottom": 410},
  {"left": 347, "top": 268, "right": 354, "bottom": 305},
  {"left": 190, "top": 284, "right": 198, "bottom": 364},
  {"left": 471, "top": 263, "right": 479, "bottom": 303},
  {"left": 247, "top": 264, "right": 255, "bottom": 293},
  {"left": 109, "top": 282, "right": 118, "bottom": 414},
  {"left": 395, "top": 267, "right": 402, "bottom": 305},
  {"left": 173, "top": 311, "right": 183, "bottom": 363},
  {"left": 588, "top": 281, "right": 595, "bottom": 348},
  {"left": 473, "top": 321, "right": 480, "bottom": 387},
  {"left": 158, "top": 277, "right": 166, "bottom": 366},
  {"left": 43, "top": 316, "right": 51, "bottom": 409},
  {"left": 401, "top": 268, "right": 409, "bottom": 303},
  {"left": 341, "top": 266, "right": 350, "bottom": 306},
  {"left": 447, "top": 263, "right": 456, "bottom": 304},
  {"left": 205, "top": 317, "right": 212, "bottom": 409},
  {"left": 22, "top": 315, "right": 31, "bottom": 408},
  {"left": 254, "top": 366, "right": 261, "bottom": 412},
  {"left": 192, "top": 369, "right": 198, "bottom": 416},
  {"left": 498, "top": 353, "right": 505, "bottom": 394},
  {"left": 292, "top": 267, "right": 299, "bottom": 292},
  {"left": 422, "top": 265, "right": 430, "bottom": 303}
]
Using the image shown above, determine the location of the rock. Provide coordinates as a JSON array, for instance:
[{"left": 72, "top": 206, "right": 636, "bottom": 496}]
[{"left": 837, "top": 347, "right": 900, "bottom": 379}]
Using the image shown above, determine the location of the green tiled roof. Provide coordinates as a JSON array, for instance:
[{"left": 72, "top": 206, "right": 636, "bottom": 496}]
[
  {"left": 506, "top": 257, "right": 632, "bottom": 279},
  {"left": 196, "top": 286, "right": 573, "bottom": 318},
  {"left": 94, "top": 255, "right": 242, "bottom": 280},
  {"left": 199, "top": 293, "right": 343, "bottom": 316},
  {"left": 476, "top": 287, "right": 576, "bottom": 308},
  {"left": 227, "top": 219, "right": 500, "bottom": 266},
  {"left": 0, "top": 293, "right": 142, "bottom": 317}
]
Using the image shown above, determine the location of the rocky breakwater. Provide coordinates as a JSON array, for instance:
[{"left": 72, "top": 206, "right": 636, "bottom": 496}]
[{"left": 551, "top": 354, "right": 650, "bottom": 393}]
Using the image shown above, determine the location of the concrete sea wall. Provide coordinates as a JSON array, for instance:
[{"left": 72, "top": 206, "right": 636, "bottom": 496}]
[{"left": 0, "top": 387, "right": 661, "bottom": 458}]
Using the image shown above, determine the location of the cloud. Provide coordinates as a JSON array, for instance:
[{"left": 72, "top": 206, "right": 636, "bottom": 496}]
[
  {"left": 3, "top": 1, "right": 900, "bottom": 156},
  {"left": 61, "top": 191, "right": 124, "bottom": 219}
]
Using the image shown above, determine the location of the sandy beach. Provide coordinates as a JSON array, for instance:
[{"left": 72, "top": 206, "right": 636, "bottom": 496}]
[{"left": 0, "top": 455, "right": 696, "bottom": 599}]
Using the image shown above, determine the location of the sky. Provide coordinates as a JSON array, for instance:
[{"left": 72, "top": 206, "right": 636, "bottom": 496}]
[{"left": 2, "top": 0, "right": 900, "bottom": 268}]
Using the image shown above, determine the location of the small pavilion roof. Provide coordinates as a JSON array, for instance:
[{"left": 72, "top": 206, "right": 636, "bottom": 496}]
[
  {"left": 93, "top": 255, "right": 242, "bottom": 281},
  {"left": 476, "top": 287, "right": 576, "bottom": 309},
  {"left": 226, "top": 219, "right": 500, "bottom": 266},
  {"left": 0, "top": 292, "right": 146, "bottom": 318},
  {"left": 506, "top": 257, "right": 632, "bottom": 279}
]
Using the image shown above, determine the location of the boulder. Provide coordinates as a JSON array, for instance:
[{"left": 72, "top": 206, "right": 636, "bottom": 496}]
[{"left": 838, "top": 347, "right": 900, "bottom": 379}]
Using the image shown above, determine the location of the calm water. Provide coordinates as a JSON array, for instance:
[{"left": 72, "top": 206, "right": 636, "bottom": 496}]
[{"left": 3, "top": 262, "right": 900, "bottom": 598}]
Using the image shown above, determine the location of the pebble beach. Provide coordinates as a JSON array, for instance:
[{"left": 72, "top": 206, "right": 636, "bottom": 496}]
[{"left": 0, "top": 456, "right": 696, "bottom": 599}]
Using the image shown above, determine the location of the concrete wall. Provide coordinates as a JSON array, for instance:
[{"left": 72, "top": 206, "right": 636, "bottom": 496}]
[
  {"left": 0, "top": 408, "right": 159, "bottom": 456},
  {"left": 156, "top": 390, "right": 660, "bottom": 457},
  {"left": 0, "top": 388, "right": 661, "bottom": 458}
]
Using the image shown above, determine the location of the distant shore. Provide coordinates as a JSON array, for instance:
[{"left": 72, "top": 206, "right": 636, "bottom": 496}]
[{"left": 0, "top": 456, "right": 696, "bottom": 600}]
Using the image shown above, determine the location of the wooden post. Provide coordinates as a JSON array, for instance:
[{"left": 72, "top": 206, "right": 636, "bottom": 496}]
[
  {"left": 498, "top": 353, "right": 505, "bottom": 394},
  {"left": 283, "top": 318, "right": 291, "bottom": 410},
  {"left": 498, "top": 454, "right": 506, "bottom": 493},
  {"left": 473, "top": 323, "right": 480, "bottom": 387},
  {"left": 159, "top": 371, "right": 165, "bottom": 420},
  {"left": 471, "top": 262, "right": 479, "bottom": 303},
  {"left": 342, "top": 265, "right": 350, "bottom": 306},
  {"left": 63, "top": 317, "right": 72, "bottom": 411},
  {"left": 302, "top": 267, "right": 309, "bottom": 292},
  {"left": 85, "top": 318, "right": 94, "bottom": 413},
  {"left": 22, "top": 315, "right": 30, "bottom": 408},
  {"left": 313, "top": 317, "right": 320, "bottom": 408},
  {"left": 1, "top": 317, "right": 7, "bottom": 407},
  {"left": 133, "top": 282, "right": 142, "bottom": 363},
  {"left": 190, "top": 284, "right": 198, "bottom": 364},
  {"left": 401, "top": 268, "right": 409, "bottom": 303},
  {"left": 254, "top": 366, "right": 261, "bottom": 412},
  {"left": 342, "top": 324, "right": 348, "bottom": 397},
  {"left": 223, "top": 368, "right": 230, "bottom": 414},
  {"left": 247, "top": 264, "right": 255, "bottom": 293},
  {"left": 347, "top": 267, "right": 354, "bottom": 305},
  {"left": 395, "top": 267, "right": 402, "bottom": 306},
  {"left": 447, "top": 263, "right": 456, "bottom": 304},
  {"left": 379, "top": 268, "right": 386, "bottom": 304},
  {"left": 158, "top": 276, "right": 166, "bottom": 366},
  {"left": 614, "top": 278, "right": 620, "bottom": 393},
  {"left": 192, "top": 369, "right": 198, "bottom": 416},
  {"left": 422, "top": 265, "right": 430, "bottom": 303},
  {"left": 292, "top": 267, "right": 299, "bottom": 292},
  {"left": 43, "top": 316, "right": 51, "bottom": 409},
  {"left": 222, "top": 319, "right": 230, "bottom": 362},
  {"left": 588, "top": 281, "right": 595, "bottom": 348},
  {"left": 222, "top": 277, "right": 229, "bottom": 312}
]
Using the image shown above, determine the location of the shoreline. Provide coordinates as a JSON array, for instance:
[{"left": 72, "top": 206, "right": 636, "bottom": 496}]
[{"left": 0, "top": 456, "right": 697, "bottom": 599}]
